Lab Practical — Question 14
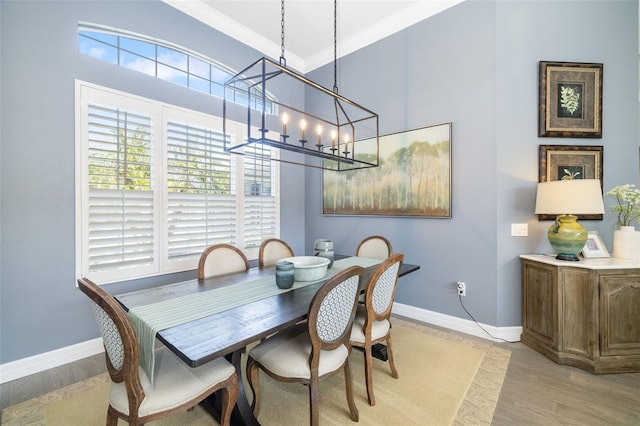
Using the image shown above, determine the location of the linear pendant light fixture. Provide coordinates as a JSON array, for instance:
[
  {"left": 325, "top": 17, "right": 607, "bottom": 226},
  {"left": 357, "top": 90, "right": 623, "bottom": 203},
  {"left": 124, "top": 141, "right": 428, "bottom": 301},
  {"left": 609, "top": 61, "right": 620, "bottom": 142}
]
[{"left": 223, "top": 0, "right": 379, "bottom": 171}]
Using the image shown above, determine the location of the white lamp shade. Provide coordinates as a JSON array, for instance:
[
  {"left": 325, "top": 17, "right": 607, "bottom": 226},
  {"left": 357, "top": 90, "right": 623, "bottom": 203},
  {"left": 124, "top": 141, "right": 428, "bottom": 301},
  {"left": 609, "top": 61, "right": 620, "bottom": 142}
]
[{"left": 535, "top": 179, "right": 605, "bottom": 215}]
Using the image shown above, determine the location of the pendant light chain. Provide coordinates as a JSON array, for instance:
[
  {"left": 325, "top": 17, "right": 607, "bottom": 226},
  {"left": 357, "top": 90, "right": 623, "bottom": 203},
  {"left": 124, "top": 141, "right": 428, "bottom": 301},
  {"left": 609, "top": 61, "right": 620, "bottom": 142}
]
[
  {"left": 280, "top": 0, "right": 286, "bottom": 67},
  {"left": 333, "top": 0, "right": 338, "bottom": 93}
]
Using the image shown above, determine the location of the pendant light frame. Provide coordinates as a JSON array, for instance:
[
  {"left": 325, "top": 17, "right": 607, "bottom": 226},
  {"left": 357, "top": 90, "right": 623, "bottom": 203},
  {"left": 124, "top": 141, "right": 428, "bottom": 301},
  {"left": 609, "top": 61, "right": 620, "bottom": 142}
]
[{"left": 222, "top": 0, "right": 379, "bottom": 171}]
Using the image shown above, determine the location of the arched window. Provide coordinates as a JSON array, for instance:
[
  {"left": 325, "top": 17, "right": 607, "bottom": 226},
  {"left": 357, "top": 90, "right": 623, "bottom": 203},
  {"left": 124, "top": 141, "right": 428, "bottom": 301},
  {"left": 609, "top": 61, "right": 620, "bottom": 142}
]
[{"left": 78, "top": 23, "right": 276, "bottom": 114}]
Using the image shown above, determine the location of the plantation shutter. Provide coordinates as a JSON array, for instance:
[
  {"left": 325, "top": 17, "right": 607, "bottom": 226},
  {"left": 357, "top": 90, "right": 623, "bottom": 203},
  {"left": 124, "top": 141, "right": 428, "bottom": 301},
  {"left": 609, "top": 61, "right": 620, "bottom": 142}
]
[
  {"left": 86, "top": 104, "right": 155, "bottom": 274},
  {"left": 78, "top": 81, "right": 281, "bottom": 282},
  {"left": 166, "top": 121, "right": 236, "bottom": 262},
  {"left": 243, "top": 144, "right": 277, "bottom": 250}
]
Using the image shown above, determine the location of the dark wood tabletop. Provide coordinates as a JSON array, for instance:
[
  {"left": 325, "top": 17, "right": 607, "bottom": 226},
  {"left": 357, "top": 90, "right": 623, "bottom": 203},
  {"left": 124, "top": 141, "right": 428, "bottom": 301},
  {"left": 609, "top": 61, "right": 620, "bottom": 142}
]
[
  {"left": 116, "top": 260, "right": 418, "bottom": 366},
  {"left": 114, "top": 257, "right": 419, "bottom": 425}
]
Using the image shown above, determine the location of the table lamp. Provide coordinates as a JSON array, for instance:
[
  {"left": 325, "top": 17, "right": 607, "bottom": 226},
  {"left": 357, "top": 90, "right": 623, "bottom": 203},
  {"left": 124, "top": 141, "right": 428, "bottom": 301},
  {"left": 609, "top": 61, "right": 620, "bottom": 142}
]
[{"left": 535, "top": 179, "right": 605, "bottom": 261}]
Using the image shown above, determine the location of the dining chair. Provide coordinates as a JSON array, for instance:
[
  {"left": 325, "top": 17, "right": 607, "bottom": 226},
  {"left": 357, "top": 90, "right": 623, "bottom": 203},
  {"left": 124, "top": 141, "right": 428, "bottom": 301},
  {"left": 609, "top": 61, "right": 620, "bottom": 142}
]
[
  {"left": 77, "top": 277, "right": 239, "bottom": 426},
  {"left": 355, "top": 235, "right": 393, "bottom": 259},
  {"left": 258, "top": 238, "right": 294, "bottom": 268},
  {"left": 349, "top": 253, "right": 404, "bottom": 406},
  {"left": 246, "top": 266, "right": 364, "bottom": 426},
  {"left": 198, "top": 243, "right": 249, "bottom": 279}
]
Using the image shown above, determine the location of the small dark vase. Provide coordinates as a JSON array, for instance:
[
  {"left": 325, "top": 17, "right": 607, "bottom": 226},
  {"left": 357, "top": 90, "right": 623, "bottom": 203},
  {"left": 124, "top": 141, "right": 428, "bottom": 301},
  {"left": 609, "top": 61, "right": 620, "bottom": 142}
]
[{"left": 275, "top": 261, "right": 295, "bottom": 289}]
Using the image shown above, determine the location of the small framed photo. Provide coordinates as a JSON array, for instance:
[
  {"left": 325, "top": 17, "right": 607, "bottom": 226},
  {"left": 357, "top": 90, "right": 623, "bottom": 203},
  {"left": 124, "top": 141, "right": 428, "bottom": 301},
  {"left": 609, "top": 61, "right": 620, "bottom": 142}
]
[
  {"left": 538, "top": 61, "right": 603, "bottom": 138},
  {"left": 582, "top": 231, "right": 610, "bottom": 258}
]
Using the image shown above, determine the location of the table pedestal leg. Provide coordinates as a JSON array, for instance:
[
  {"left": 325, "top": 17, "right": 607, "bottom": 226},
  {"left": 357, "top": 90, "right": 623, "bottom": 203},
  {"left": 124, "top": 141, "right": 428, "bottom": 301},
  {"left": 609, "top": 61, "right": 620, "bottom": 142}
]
[
  {"left": 354, "top": 344, "right": 388, "bottom": 361},
  {"left": 371, "top": 343, "right": 388, "bottom": 361}
]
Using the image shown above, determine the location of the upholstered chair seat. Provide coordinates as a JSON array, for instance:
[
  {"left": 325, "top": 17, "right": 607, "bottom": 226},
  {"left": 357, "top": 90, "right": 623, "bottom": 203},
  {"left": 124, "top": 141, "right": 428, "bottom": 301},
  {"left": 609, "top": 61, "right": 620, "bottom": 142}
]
[
  {"left": 109, "top": 346, "right": 236, "bottom": 418},
  {"left": 248, "top": 323, "right": 349, "bottom": 379},
  {"left": 349, "top": 305, "right": 391, "bottom": 344}
]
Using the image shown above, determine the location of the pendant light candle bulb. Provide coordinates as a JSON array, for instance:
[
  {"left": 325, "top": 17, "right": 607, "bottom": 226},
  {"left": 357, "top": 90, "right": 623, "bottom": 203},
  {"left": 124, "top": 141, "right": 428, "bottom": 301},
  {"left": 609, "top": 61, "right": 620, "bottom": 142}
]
[
  {"left": 330, "top": 130, "right": 337, "bottom": 148},
  {"left": 344, "top": 134, "right": 350, "bottom": 155},
  {"left": 300, "top": 119, "right": 307, "bottom": 140},
  {"left": 281, "top": 112, "right": 289, "bottom": 135},
  {"left": 316, "top": 125, "right": 322, "bottom": 144}
]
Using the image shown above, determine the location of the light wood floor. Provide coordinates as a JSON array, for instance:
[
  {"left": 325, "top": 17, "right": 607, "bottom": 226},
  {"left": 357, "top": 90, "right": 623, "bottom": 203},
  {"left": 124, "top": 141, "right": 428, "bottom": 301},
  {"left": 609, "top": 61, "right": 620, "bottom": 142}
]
[
  {"left": 492, "top": 339, "right": 640, "bottom": 426},
  {"left": 2, "top": 329, "right": 639, "bottom": 425}
]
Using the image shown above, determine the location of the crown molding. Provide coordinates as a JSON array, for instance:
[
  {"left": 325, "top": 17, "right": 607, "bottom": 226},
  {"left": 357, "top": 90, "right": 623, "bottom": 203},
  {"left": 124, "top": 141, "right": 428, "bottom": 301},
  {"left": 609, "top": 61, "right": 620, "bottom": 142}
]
[{"left": 162, "top": 0, "right": 464, "bottom": 73}]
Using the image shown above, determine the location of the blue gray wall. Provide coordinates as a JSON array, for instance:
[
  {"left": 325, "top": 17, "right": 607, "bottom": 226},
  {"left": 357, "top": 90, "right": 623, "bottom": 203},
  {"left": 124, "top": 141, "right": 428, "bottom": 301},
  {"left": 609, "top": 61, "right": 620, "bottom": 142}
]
[
  {"left": 493, "top": 0, "right": 638, "bottom": 325},
  {"left": 305, "top": 0, "right": 638, "bottom": 327},
  {"left": 0, "top": 0, "right": 307, "bottom": 363},
  {"left": 1, "top": 0, "right": 638, "bottom": 364}
]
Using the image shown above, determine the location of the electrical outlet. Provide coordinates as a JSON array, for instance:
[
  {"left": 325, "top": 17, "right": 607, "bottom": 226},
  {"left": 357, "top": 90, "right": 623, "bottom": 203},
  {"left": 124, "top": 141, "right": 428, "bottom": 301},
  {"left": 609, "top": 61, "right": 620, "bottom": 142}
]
[{"left": 456, "top": 281, "right": 466, "bottom": 297}]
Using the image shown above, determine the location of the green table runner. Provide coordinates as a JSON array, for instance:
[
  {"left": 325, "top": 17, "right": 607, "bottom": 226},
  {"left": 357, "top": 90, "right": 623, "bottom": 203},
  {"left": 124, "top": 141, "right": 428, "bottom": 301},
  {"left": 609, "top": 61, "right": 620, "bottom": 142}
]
[{"left": 129, "top": 256, "right": 382, "bottom": 384}]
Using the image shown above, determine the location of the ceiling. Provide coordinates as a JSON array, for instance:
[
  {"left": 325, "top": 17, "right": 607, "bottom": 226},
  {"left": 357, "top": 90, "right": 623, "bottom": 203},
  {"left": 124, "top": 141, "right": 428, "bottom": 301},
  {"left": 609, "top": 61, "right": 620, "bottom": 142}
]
[{"left": 161, "top": 0, "right": 464, "bottom": 73}]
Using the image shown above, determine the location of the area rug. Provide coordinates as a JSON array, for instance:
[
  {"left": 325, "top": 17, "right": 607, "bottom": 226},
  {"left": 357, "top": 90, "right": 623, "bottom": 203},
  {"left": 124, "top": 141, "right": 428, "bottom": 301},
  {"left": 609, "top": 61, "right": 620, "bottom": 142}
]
[{"left": 1, "top": 319, "right": 510, "bottom": 425}]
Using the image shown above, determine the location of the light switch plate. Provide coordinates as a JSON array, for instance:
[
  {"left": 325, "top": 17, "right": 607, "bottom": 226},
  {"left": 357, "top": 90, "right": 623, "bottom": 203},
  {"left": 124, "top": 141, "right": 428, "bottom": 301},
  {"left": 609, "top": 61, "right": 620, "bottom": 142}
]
[{"left": 511, "top": 223, "right": 528, "bottom": 236}]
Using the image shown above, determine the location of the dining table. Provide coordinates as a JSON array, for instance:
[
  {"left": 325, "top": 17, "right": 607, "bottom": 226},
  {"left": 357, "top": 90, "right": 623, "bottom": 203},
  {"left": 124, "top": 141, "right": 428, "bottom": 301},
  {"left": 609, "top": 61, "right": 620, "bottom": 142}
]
[{"left": 115, "top": 255, "right": 420, "bottom": 426}]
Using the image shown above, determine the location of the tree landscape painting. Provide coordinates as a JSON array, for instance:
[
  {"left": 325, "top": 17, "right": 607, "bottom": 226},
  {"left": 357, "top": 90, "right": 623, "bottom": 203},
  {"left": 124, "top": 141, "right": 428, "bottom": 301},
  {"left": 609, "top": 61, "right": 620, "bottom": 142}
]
[{"left": 322, "top": 122, "right": 451, "bottom": 217}]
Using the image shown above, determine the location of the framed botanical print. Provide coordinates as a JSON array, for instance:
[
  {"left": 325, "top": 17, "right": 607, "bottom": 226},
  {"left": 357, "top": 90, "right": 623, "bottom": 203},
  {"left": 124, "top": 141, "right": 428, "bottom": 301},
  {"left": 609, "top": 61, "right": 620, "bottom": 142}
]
[{"left": 538, "top": 61, "right": 603, "bottom": 138}]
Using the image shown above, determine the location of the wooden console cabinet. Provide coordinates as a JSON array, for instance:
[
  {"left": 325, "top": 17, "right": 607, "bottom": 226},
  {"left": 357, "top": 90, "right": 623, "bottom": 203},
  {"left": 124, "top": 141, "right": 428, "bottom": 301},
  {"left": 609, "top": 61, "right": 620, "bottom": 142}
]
[{"left": 520, "top": 254, "right": 640, "bottom": 374}]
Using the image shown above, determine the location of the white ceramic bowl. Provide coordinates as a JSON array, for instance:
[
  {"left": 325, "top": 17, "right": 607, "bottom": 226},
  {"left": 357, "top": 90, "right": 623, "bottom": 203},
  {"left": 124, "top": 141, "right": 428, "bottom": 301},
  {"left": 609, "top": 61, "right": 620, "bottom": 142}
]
[{"left": 280, "top": 256, "right": 331, "bottom": 281}]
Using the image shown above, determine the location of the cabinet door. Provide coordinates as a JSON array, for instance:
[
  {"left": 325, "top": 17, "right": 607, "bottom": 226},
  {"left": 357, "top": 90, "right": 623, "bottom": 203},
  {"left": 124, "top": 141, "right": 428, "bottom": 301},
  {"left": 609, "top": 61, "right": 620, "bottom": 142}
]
[
  {"left": 600, "top": 275, "right": 640, "bottom": 357},
  {"left": 523, "top": 261, "right": 557, "bottom": 346},
  {"left": 558, "top": 268, "right": 593, "bottom": 357}
]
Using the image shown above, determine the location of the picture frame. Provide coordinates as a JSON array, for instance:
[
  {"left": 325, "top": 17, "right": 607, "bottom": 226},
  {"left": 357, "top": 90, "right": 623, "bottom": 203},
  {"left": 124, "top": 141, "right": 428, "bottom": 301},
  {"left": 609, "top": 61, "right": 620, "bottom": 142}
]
[
  {"left": 582, "top": 231, "right": 610, "bottom": 258},
  {"left": 322, "top": 122, "right": 451, "bottom": 217},
  {"left": 538, "top": 61, "right": 603, "bottom": 138},
  {"left": 538, "top": 144, "right": 603, "bottom": 220}
]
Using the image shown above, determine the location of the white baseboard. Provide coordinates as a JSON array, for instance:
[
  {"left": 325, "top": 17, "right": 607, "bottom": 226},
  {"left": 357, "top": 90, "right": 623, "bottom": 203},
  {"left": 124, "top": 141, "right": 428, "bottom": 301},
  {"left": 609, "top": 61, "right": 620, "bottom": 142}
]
[
  {"left": 0, "top": 304, "right": 521, "bottom": 384},
  {"left": 0, "top": 338, "right": 104, "bottom": 384},
  {"left": 392, "top": 302, "right": 522, "bottom": 343}
]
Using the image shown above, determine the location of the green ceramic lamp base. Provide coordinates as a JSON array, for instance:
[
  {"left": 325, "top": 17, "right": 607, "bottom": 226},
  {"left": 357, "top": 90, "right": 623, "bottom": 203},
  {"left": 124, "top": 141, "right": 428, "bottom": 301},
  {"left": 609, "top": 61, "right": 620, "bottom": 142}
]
[{"left": 548, "top": 214, "right": 588, "bottom": 262}]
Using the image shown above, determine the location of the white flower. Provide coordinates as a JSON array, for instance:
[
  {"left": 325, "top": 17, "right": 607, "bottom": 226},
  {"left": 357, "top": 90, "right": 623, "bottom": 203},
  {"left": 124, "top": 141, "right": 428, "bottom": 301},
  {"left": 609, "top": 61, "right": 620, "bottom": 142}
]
[{"left": 606, "top": 184, "right": 640, "bottom": 227}]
